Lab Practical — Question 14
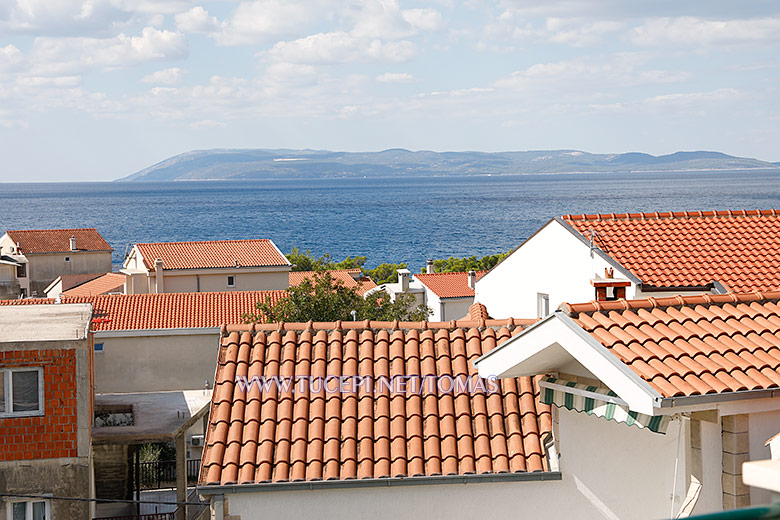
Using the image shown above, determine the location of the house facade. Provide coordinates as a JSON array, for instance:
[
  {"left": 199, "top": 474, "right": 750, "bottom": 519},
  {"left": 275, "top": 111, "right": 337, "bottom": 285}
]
[
  {"left": 476, "top": 210, "right": 780, "bottom": 319},
  {"left": 476, "top": 291, "right": 780, "bottom": 515},
  {"left": 0, "top": 228, "right": 113, "bottom": 298},
  {"left": 414, "top": 270, "right": 485, "bottom": 321},
  {"left": 0, "top": 303, "right": 95, "bottom": 519},
  {"left": 121, "top": 239, "right": 291, "bottom": 294}
]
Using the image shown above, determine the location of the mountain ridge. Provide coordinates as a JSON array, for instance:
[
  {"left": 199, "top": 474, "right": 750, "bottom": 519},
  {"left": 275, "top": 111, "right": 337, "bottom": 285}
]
[{"left": 117, "top": 148, "right": 780, "bottom": 181}]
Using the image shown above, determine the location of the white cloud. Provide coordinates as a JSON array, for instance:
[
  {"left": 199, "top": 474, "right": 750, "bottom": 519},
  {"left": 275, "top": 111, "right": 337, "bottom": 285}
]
[
  {"left": 31, "top": 26, "right": 188, "bottom": 75},
  {"left": 376, "top": 72, "right": 414, "bottom": 83},
  {"left": 0, "top": 45, "right": 24, "bottom": 73},
  {"left": 267, "top": 32, "right": 416, "bottom": 65},
  {"left": 632, "top": 17, "right": 780, "bottom": 47},
  {"left": 142, "top": 66, "right": 186, "bottom": 84},
  {"left": 402, "top": 8, "right": 443, "bottom": 32},
  {"left": 175, "top": 1, "right": 325, "bottom": 46},
  {"left": 174, "top": 6, "right": 220, "bottom": 34}
]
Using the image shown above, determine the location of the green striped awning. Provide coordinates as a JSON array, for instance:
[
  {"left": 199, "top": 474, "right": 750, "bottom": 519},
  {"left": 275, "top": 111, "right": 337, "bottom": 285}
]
[{"left": 539, "top": 376, "right": 671, "bottom": 434}]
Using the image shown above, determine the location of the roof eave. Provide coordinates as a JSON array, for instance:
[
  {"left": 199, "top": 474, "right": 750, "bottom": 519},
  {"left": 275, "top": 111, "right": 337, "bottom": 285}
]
[{"left": 197, "top": 470, "right": 562, "bottom": 495}]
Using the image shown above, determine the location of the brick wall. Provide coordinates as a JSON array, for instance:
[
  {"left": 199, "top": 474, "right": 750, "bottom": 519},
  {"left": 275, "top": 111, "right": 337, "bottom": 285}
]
[{"left": 0, "top": 348, "right": 79, "bottom": 461}]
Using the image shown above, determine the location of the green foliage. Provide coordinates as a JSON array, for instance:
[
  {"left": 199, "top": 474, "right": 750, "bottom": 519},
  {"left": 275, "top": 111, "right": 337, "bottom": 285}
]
[
  {"left": 363, "top": 262, "right": 407, "bottom": 284},
  {"left": 287, "top": 247, "right": 366, "bottom": 272},
  {"left": 422, "top": 253, "right": 509, "bottom": 274},
  {"left": 244, "top": 271, "right": 430, "bottom": 323}
]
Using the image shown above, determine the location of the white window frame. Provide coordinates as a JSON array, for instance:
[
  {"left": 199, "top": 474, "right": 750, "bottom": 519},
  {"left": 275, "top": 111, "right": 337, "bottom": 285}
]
[
  {"left": 226, "top": 275, "right": 235, "bottom": 288},
  {"left": 0, "top": 367, "right": 45, "bottom": 418},
  {"left": 5, "top": 498, "right": 50, "bottom": 520},
  {"left": 94, "top": 342, "right": 104, "bottom": 354},
  {"left": 64, "top": 256, "right": 70, "bottom": 262},
  {"left": 537, "top": 292, "right": 550, "bottom": 318}
]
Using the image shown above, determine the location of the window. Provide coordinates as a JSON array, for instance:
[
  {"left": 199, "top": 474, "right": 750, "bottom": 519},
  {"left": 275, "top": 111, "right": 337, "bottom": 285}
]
[
  {"left": 94, "top": 343, "right": 104, "bottom": 353},
  {"left": 0, "top": 367, "right": 43, "bottom": 417},
  {"left": 7, "top": 499, "right": 49, "bottom": 520},
  {"left": 64, "top": 257, "right": 70, "bottom": 262},
  {"left": 537, "top": 293, "right": 550, "bottom": 318},
  {"left": 227, "top": 275, "right": 235, "bottom": 288},
  {"left": 16, "top": 264, "right": 26, "bottom": 278}
]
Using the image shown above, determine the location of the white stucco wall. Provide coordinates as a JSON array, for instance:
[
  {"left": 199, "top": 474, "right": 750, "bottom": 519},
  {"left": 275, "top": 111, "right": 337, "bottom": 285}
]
[
  {"left": 475, "top": 220, "right": 637, "bottom": 319},
  {"left": 698, "top": 418, "right": 725, "bottom": 515},
  {"left": 162, "top": 271, "right": 289, "bottom": 293},
  {"left": 558, "top": 409, "right": 689, "bottom": 520},
  {"left": 94, "top": 331, "right": 220, "bottom": 393},
  {"left": 748, "top": 410, "right": 780, "bottom": 505}
]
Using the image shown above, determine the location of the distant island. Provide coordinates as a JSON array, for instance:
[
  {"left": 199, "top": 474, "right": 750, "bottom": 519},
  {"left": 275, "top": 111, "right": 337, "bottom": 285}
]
[{"left": 117, "top": 148, "right": 780, "bottom": 181}]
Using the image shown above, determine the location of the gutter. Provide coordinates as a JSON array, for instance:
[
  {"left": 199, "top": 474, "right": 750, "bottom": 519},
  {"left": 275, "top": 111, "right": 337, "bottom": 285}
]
[
  {"left": 94, "top": 327, "right": 220, "bottom": 338},
  {"left": 197, "top": 471, "right": 562, "bottom": 495},
  {"left": 659, "top": 388, "right": 780, "bottom": 408}
]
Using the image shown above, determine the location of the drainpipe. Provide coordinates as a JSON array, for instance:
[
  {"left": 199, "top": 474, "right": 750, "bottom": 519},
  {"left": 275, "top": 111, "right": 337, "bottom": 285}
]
[
  {"left": 213, "top": 494, "right": 225, "bottom": 520},
  {"left": 468, "top": 270, "right": 476, "bottom": 290},
  {"left": 154, "top": 258, "right": 164, "bottom": 293}
]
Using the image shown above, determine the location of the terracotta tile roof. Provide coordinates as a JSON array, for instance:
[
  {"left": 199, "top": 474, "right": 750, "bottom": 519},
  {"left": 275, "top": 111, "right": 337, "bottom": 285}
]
[
  {"left": 5, "top": 228, "right": 111, "bottom": 254},
  {"left": 200, "top": 319, "right": 551, "bottom": 486},
  {"left": 135, "top": 239, "right": 290, "bottom": 270},
  {"left": 289, "top": 270, "right": 378, "bottom": 296},
  {"left": 560, "top": 291, "right": 780, "bottom": 398},
  {"left": 0, "top": 298, "right": 54, "bottom": 305},
  {"left": 415, "top": 271, "right": 487, "bottom": 298},
  {"left": 561, "top": 209, "right": 780, "bottom": 292},
  {"left": 53, "top": 291, "right": 283, "bottom": 330},
  {"left": 465, "top": 302, "right": 491, "bottom": 321},
  {"left": 62, "top": 273, "right": 125, "bottom": 297},
  {"left": 56, "top": 273, "right": 106, "bottom": 292}
]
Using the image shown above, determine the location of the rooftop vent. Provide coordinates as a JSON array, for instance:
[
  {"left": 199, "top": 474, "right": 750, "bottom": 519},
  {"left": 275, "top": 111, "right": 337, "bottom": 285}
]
[{"left": 70, "top": 236, "right": 77, "bottom": 251}]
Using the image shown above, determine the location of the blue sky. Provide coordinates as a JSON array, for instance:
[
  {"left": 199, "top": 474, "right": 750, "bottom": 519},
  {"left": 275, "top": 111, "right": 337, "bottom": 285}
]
[{"left": 2, "top": 0, "right": 780, "bottom": 181}]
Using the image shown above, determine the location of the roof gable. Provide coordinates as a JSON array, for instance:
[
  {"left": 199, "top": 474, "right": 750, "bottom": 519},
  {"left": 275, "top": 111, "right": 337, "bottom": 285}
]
[
  {"left": 561, "top": 209, "right": 780, "bottom": 291},
  {"left": 134, "top": 239, "right": 290, "bottom": 270},
  {"left": 200, "top": 320, "right": 551, "bottom": 487},
  {"left": 5, "top": 228, "right": 111, "bottom": 254}
]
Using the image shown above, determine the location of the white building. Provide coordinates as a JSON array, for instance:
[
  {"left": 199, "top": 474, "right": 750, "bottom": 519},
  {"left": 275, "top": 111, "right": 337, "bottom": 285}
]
[
  {"left": 121, "top": 238, "right": 291, "bottom": 294},
  {"left": 476, "top": 209, "right": 780, "bottom": 319},
  {"left": 476, "top": 291, "right": 780, "bottom": 515},
  {"left": 414, "top": 269, "right": 484, "bottom": 321}
]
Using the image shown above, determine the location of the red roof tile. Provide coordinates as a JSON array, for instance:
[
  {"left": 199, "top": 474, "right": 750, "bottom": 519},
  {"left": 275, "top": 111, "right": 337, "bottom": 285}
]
[
  {"left": 1, "top": 291, "right": 284, "bottom": 330},
  {"left": 200, "top": 319, "right": 551, "bottom": 486},
  {"left": 62, "top": 273, "right": 125, "bottom": 297},
  {"left": 5, "top": 228, "right": 111, "bottom": 254},
  {"left": 465, "top": 302, "right": 491, "bottom": 321},
  {"left": 562, "top": 210, "right": 780, "bottom": 292},
  {"left": 561, "top": 291, "right": 780, "bottom": 398},
  {"left": 135, "top": 239, "right": 290, "bottom": 270},
  {"left": 415, "top": 271, "right": 486, "bottom": 298},
  {"left": 55, "top": 273, "right": 106, "bottom": 292},
  {"left": 289, "top": 270, "right": 378, "bottom": 296}
]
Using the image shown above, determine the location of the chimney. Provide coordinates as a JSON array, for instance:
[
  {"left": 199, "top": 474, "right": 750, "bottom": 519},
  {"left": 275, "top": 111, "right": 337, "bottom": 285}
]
[
  {"left": 468, "top": 270, "right": 476, "bottom": 290},
  {"left": 70, "top": 236, "right": 77, "bottom": 251},
  {"left": 154, "top": 258, "right": 164, "bottom": 293},
  {"left": 397, "top": 268, "right": 410, "bottom": 292},
  {"left": 426, "top": 259, "right": 434, "bottom": 274}
]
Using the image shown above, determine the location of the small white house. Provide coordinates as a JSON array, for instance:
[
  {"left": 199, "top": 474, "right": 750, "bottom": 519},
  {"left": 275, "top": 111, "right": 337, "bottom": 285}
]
[
  {"left": 414, "top": 270, "right": 484, "bottom": 321},
  {"left": 475, "top": 291, "right": 780, "bottom": 515},
  {"left": 121, "top": 238, "right": 291, "bottom": 294},
  {"left": 476, "top": 210, "right": 780, "bottom": 319}
]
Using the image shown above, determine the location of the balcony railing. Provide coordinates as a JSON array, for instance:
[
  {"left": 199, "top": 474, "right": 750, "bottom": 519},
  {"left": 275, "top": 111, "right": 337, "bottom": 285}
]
[{"left": 139, "top": 459, "right": 201, "bottom": 490}]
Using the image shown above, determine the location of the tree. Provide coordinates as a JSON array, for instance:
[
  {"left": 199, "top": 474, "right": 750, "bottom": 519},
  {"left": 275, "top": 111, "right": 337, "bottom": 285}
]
[
  {"left": 363, "top": 262, "right": 407, "bottom": 284},
  {"left": 422, "top": 253, "right": 509, "bottom": 273},
  {"left": 244, "top": 270, "right": 430, "bottom": 323},
  {"left": 286, "top": 247, "right": 367, "bottom": 272}
]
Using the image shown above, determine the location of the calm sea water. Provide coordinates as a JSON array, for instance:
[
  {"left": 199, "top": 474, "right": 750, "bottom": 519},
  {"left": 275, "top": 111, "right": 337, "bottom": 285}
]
[{"left": 2, "top": 170, "right": 780, "bottom": 271}]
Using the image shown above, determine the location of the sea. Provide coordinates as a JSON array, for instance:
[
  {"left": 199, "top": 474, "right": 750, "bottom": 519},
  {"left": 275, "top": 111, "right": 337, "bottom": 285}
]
[{"left": 2, "top": 169, "right": 780, "bottom": 271}]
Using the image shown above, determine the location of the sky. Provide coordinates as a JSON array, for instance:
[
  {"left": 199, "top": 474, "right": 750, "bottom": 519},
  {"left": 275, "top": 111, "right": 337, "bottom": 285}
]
[{"left": 1, "top": 0, "right": 780, "bottom": 182}]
